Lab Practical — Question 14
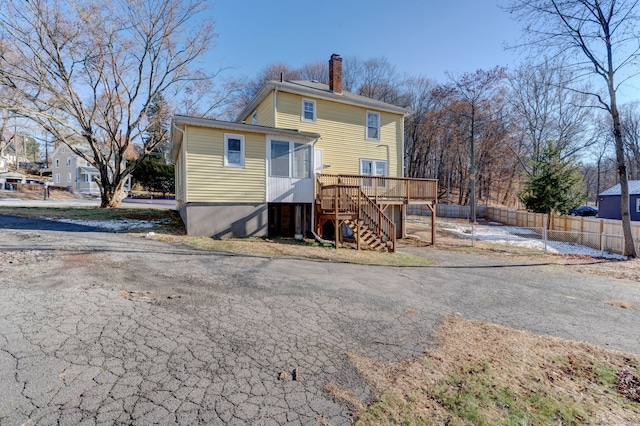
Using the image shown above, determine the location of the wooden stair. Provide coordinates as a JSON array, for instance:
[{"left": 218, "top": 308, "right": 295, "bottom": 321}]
[
  {"left": 344, "top": 219, "right": 394, "bottom": 252},
  {"left": 316, "top": 179, "right": 396, "bottom": 252}
]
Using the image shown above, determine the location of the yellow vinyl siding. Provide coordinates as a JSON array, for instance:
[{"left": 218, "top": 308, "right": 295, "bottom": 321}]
[
  {"left": 274, "top": 92, "right": 403, "bottom": 177},
  {"left": 255, "top": 92, "right": 275, "bottom": 127},
  {"left": 184, "top": 126, "right": 265, "bottom": 203},
  {"left": 175, "top": 145, "right": 186, "bottom": 202}
]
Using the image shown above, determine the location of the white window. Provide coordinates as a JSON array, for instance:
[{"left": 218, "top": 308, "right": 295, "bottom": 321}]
[
  {"left": 302, "top": 99, "right": 316, "bottom": 122},
  {"left": 360, "top": 159, "right": 387, "bottom": 177},
  {"left": 67, "top": 173, "right": 72, "bottom": 183},
  {"left": 85, "top": 174, "right": 91, "bottom": 183},
  {"left": 293, "top": 143, "right": 311, "bottom": 178},
  {"left": 86, "top": 161, "right": 91, "bottom": 167},
  {"left": 636, "top": 198, "right": 640, "bottom": 213},
  {"left": 54, "top": 173, "right": 60, "bottom": 183},
  {"left": 270, "top": 140, "right": 311, "bottom": 178},
  {"left": 270, "top": 141, "right": 290, "bottom": 177},
  {"left": 252, "top": 111, "right": 257, "bottom": 125},
  {"left": 224, "top": 133, "right": 245, "bottom": 167},
  {"left": 366, "top": 111, "right": 380, "bottom": 140},
  {"left": 360, "top": 159, "right": 388, "bottom": 187},
  {"left": 55, "top": 159, "right": 59, "bottom": 168},
  {"left": 66, "top": 157, "right": 72, "bottom": 166},
  {"left": 61, "top": 146, "right": 66, "bottom": 153}
]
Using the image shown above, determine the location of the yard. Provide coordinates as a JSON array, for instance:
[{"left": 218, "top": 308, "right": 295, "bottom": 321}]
[{"left": 1, "top": 206, "right": 640, "bottom": 424}]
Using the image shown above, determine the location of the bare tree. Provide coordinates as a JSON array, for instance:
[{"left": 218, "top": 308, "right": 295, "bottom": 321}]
[
  {"left": 447, "top": 67, "right": 508, "bottom": 222},
  {"left": 507, "top": 0, "right": 640, "bottom": 256},
  {"left": 0, "top": 0, "right": 215, "bottom": 207},
  {"left": 298, "top": 61, "right": 329, "bottom": 84}
]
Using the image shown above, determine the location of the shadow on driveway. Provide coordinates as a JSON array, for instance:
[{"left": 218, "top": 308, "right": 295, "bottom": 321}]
[{"left": 0, "top": 214, "right": 106, "bottom": 233}]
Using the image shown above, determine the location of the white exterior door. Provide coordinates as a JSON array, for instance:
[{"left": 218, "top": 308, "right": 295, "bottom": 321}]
[{"left": 267, "top": 137, "right": 314, "bottom": 203}]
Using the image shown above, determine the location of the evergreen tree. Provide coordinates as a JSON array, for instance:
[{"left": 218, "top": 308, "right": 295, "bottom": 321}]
[
  {"left": 518, "top": 141, "right": 586, "bottom": 223},
  {"left": 144, "top": 93, "right": 171, "bottom": 164}
]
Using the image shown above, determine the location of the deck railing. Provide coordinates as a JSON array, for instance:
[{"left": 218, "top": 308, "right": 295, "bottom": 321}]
[
  {"left": 317, "top": 174, "right": 437, "bottom": 203},
  {"left": 318, "top": 182, "right": 396, "bottom": 250}
]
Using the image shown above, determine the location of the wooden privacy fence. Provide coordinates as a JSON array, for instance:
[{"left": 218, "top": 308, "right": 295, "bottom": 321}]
[{"left": 486, "top": 207, "right": 640, "bottom": 255}]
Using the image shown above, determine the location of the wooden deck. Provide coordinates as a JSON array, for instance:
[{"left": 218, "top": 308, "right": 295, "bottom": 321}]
[{"left": 315, "top": 174, "right": 438, "bottom": 251}]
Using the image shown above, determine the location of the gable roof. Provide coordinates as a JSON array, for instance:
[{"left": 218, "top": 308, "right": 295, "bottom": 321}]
[
  {"left": 171, "top": 115, "right": 321, "bottom": 163},
  {"left": 599, "top": 181, "right": 640, "bottom": 196},
  {"left": 236, "top": 80, "right": 411, "bottom": 123}
]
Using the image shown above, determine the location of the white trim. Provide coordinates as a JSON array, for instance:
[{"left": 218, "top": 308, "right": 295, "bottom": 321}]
[
  {"left": 54, "top": 173, "right": 60, "bottom": 183},
  {"left": 223, "top": 133, "right": 245, "bottom": 168},
  {"left": 67, "top": 172, "right": 72, "bottom": 183},
  {"left": 301, "top": 98, "right": 316, "bottom": 122},
  {"left": 366, "top": 111, "right": 380, "bottom": 141}
]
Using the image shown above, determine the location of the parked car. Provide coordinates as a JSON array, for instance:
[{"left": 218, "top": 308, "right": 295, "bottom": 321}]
[{"left": 569, "top": 206, "right": 598, "bottom": 217}]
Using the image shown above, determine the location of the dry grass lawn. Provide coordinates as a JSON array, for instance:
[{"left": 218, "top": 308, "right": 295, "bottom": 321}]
[{"left": 328, "top": 315, "right": 640, "bottom": 425}]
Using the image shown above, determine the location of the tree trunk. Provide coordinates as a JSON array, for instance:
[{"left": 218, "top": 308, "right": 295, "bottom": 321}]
[{"left": 610, "top": 88, "right": 637, "bottom": 257}]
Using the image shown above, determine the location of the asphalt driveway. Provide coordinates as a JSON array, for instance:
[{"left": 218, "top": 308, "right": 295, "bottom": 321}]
[{"left": 1, "top": 215, "right": 639, "bottom": 425}]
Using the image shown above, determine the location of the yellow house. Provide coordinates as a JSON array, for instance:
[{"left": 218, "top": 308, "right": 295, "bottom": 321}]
[{"left": 172, "top": 55, "right": 437, "bottom": 250}]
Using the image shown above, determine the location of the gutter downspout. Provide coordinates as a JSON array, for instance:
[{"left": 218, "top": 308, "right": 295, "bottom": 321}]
[{"left": 310, "top": 137, "right": 334, "bottom": 245}]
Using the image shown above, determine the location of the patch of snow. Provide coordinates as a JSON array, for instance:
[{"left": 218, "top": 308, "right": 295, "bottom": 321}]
[
  {"left": 47, "top": 218, "right": 168, "bottom": 230},
  {"left": 439, "top": 222, "right": 627, "bottom": 260}
]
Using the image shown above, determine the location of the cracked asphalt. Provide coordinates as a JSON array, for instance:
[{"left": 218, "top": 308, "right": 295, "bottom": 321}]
[{"left": 1, "top": 215, "right": 640, "bottom": 425}]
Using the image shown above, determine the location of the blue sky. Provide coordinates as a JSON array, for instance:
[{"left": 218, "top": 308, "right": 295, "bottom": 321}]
[{"left": 206, "top": 1, "right": 523, "bottom": 82}]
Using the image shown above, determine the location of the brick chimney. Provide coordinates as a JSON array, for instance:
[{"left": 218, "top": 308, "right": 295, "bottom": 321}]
[{"left": 329, "top": 54, "right": 342, "bottom": 94}]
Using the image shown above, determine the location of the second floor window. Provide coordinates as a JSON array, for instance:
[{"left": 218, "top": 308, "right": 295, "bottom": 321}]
[
  {"left": 55, "top": 159, "right": 59, "bottom": 168},
  {"left": 66, "top": 157, "right": 72, "bottom": 166},
  {"left": 366, "top": 111, "right": 380, "bottom": 140},
  {"left": 224, "top": 134, "right": 245, "bottom": 167},
  {"left": 302, "top": 99, "right": 316, "bottom": 122}
]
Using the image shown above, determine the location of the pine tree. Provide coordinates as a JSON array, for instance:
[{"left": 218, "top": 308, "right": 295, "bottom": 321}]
[{"left": 518, "top": 141, "right": 586, "bottom": 226}]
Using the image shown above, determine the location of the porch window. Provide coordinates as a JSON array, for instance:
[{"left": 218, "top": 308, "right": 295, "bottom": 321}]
[
  {"left": 270, "top": 140, "right": 312, "bottom": 178},
  {"left": 302, "top": 99, "right": 316, "bottom": 122},
  {"left": 224, "top": 133, "right": 245, "bottom": 167},
  {"left": 270, "top": 141, "right": 290, "bottom": 177},
  {"left": 293, "top": 143, "right": 311, "bottom": 178},
  {"left": 366, "top": 111, "right": 380, "bottom": 140}
]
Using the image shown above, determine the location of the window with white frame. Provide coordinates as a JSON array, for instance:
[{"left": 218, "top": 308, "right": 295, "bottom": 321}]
[
  {"left": 360, "top": 159, "right": 388, "bottom": 187},
  {"left": 66, "top": 157, "right": 72, "bottom": 166},
  {"left": 224, "top": 134, "right": 245, "bottom": 167},
  {"left": 366, "top": 111, "right": 380, "bottom": 140},
  {"left": 55, "top": 159, "right": 59, "bottom": 168},
  {"left": 252, "top": 111, "right": 257, "bottom": 125},
  {"left": 67, "top": 173, "right": 72, "bottom": 182},
  {"left": 636, "top": 198, "right": 640, "bottom": 212},
  {"left": 61, "top": 146, "right": 66, "bottom": 153},
  {"left": 270, "top": 140, "right": 312, "bottom": 178},
  {"left": 302, "top": 99, "right": 316, "bottom": 122},
  {"left": 270, "top": 141, "right": 290, "bottom": 177},
  {"left": 55, "top": 173, "right": 60, "bottom": 183}
]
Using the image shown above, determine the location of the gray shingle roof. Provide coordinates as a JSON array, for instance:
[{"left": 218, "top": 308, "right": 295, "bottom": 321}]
[
  {"left": 599, "top": 180, "right": 640, "bottom": 196},
  {"left": 236, "top": 79, "right": 411, "bottom": 123}
]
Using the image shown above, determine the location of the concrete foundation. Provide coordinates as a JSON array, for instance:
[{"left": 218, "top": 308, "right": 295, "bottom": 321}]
[{"left": 178, "top": 202, "right": 268, "bottom": 238}]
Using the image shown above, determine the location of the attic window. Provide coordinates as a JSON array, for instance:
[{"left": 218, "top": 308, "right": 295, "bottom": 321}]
[
  {"left": 302, "top": 99, "right": 316, "bottom": 122},
  {"left": 224, "top": 133, "right": 245, "bottom": 168},
  {"left": 252, "top": 111, "right": 257, "bottom": 125}
]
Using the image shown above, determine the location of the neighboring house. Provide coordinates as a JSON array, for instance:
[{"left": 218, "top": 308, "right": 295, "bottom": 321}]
[
  {"left": 171, "top": 54, "right": 437, "bottom": 251},
  {"left": 0, "top": 171, "right": 27, "bottom": 189},
  {"left": 49, "top": 144, "right": 130, "bottom": 195},
  {"left": 598, "top": 181, "right": 640, "bottom": 221},
  {"left": 0, "top": 141, "right": 28, "bottom": 172}
]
